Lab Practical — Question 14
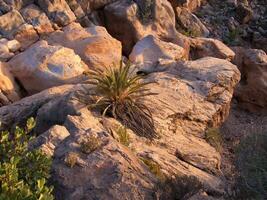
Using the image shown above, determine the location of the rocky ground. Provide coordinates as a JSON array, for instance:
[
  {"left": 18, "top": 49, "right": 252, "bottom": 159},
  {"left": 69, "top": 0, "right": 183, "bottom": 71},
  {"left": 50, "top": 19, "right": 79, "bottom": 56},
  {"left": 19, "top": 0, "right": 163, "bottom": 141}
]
[{"left": 0, "top": 0, "right": 266, "bottom": 199}]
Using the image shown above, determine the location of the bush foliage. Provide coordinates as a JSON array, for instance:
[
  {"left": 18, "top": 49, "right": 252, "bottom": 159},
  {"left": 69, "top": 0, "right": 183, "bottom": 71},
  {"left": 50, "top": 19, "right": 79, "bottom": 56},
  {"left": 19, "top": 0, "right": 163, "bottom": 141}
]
[
  {"left": 232, "top": 132, "right": 267, "bottom": 199},
  {"left": 0, "top": 118, "right": 54, "bottom": 200},
  {"left": 85, "top": 62, "right": 157, "bottom": 138}
]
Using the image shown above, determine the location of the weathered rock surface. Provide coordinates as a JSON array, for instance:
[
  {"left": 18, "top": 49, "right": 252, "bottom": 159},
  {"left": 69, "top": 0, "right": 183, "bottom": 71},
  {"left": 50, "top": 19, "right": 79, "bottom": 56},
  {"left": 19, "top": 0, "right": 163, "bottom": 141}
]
[
  {"left": 46, "top": 22, "right": 122, "bottom": 70},
  {"left": 168, "top": 0, "right": 205, "bottom": 11},
  {"left": 0, "top": 61, "right": 21, "bottom": 106},
  {"left": 36, "top": 0, "right": 76, "bottom": 26},
  {"left": 104, "top": 0, "right": 189, "bottom": 56},
  {"left": 175, "top": 7, "right": 209, "bottom": 37},
  {"left": 129, "top": 35, "right": 184, "bottom": 69},
  {"left": 0, "top": 57, "right": 240, "bottom": 198},
  {"left": 8, "top": 40, "right": 88, "bottom": 94},
  {"left": 20, "top": 4, "right": 55, "bottom": 36},
  {"left": 232, "top": 47, "right": 267, "bottom": 112},
  {"left": 190, "top": 37, "right": 235, "bottom": 61},
  {"left": 0, "top": 10, "right": 25, "bottom": 38}
]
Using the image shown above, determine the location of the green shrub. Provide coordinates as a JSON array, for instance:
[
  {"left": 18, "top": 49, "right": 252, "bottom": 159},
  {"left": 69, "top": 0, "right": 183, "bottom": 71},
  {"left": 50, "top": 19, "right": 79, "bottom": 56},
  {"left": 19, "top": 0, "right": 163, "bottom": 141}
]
[
  {"left": 137, "top": 0, "right": 155, "bottom": 24},
  {"left": 85, "top": 62, "right": 157, "bottom": 138},
  {"left": 116, "top": 126, "right": 130, "bottom": 147},
  {"left": 205, "top": 128, "right": 223, "bottom": 153},
  {"left": 0, "top": 118, "right": 54, "bottom": 200},
  {"left": 80, "top": 135, "right": 101, "bottom": 154},
  {"left": 156, "top": 175, "right": 203, "bottom": 200},
  {"left": 140, "top": 157, "right": 165, "bottom": 181},
  {"left": 230, "top": 132, "right": 267, "bottom": 199},
  {"left": 64, "top": 152, "right": 79, "bottom": 168}
]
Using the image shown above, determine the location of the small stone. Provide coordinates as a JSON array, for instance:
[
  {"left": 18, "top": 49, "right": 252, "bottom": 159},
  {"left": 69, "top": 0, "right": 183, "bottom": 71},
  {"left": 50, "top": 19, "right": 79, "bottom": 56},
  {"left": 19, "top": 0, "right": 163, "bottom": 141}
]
[{"left": 6, "top": 39, "right": 21, "bottom": 52}]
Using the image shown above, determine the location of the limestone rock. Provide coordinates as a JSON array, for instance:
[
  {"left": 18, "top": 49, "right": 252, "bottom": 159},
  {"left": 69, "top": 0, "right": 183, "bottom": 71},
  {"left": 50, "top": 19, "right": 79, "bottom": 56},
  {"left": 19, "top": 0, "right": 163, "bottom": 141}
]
[
  {"left": 168, "top": 0, "right": 204, "bottom": 11},
  {"left": 30, "top": 125, "right": 70, "bottom": 156},
  {"left": 8, "top": 40, "right": 88, "bottom": 94},
  {"left": 46, "top": 22, "right": 122, "bottom": 71},
  {"left": 3, "top": 0, "right": 34, "bottom": 10},
  {"left": 232, "top": 47, "right": 267, "bottom": 112},
  {"left": 0, "top": 57, "right": 240, "bottom": 197},
  {"left": 0, "top": 62, "right": 20, "bottom": 106},
  {"left": 190, "top": 37, "right": 235, "bottom": 61},
  {"left": 129, "top": 35, "right": 185, "bottom": 70},
  {"left": 5, "top": 39, "right": 21, "bottom": 52},
  {"left": 0, "top": 0, "right": 11, "bottom": 14},
  {"left": 104, "top": 0, "right": 189, "bottom": 56},
  {"left": 0, "top": 10, "right": 25, "bottom": 39},
  {"left": 13, "top": 23, "right": 39, "bottom": 49},
  {"left": 0, "top": 43, "right": 14, "bottom": 61},
  {"left": 36, "top": 0, "right": 76, "bottom": 26},
  {"left": 236, "top": 2, "right": 253, "bottom": 24},
  {"left": 175, "top": 7, "right": 209, "bottom": 37},
  {"left": 20, "top": 4, "right": 54, "bottom": 35}
]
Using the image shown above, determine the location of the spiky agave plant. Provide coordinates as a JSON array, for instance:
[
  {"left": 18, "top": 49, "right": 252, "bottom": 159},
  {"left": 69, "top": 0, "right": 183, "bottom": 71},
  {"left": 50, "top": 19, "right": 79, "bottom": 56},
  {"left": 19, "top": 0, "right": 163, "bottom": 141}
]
[{"left": 86, "top": 62, "right": 157, "bottom": 138}]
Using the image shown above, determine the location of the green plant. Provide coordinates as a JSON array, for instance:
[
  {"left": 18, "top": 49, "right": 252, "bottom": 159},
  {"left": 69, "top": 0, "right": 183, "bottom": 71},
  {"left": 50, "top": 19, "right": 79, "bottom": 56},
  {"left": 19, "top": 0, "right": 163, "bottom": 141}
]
[
  {"left": 80, "top": 135, "right": 101, "bottom": 154},
  {"left": 205, "top": 128, "right": 223, "bottom": 153},
  {"left": 137, "top": 0, "right": 155, "bottom": 24},
  {"left": 64, "top": 152, "right": 79, "bottom": 168},
  {"left": 156, "top": 175, "right": 203, "bottom": 200},
  {"left": 223, "top": 28, "right": 241, "bottom": 46},
  {"left": 140, "top": 157, "right": 164, "bottom": 181},
  {"left": 0, "top": 118, "right": 54, "bottom": 200},
  {"left": 116, "top": 126, "right": 130, "bottom": 147},
  {"left": 230, "top": 132, "right": 267, "bottom": 199},
  {"left": 86, "top": 62, "right": 157, "bottom": 138}
]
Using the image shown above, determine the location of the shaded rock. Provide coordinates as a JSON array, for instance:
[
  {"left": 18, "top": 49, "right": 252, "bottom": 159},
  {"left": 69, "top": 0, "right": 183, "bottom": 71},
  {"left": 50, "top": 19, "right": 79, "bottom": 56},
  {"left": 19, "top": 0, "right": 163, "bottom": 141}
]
[
  {"left": 0, "top": 10, "right": 25, "bottom": 38},
  {"left": 3, "top": 0, "right": 34, "bottom": 10},
  {"left": 0, "top": 61, "right": 20, "bottom": 106},
  {"left": 0, "top": 0, "right": 11, "bottom": 14},
  {"left": 232, "top": 47, "right": 267, "bottom": 112},
  {"left": 30, "top": 125, "right": 70, "bottom": 156},
  {"left": 0, "top": 43, "right": 14, "bottom": 61},
  {"left": 236, "top": 3, "right": 253, "bottom": 24},
  {"left": 8, "top": 40, "right": 88, "bottom": 94},
  {"left": 129, "top": 35, "right": 185, "bottom": 70},
  {"left": 190, "top": 37, "right": 235, "bottom": 61},
  {"left": 0, "top": 84, "right": 79, "bottom": 129},
  {"left": 252, "top": 32, "right": 267, "bottom": 53},
  {"left": 175, "top": 7, "right": 209, "bottom": 37},
  {"left": 20, "top": 4, "right": 54, "bottom": 35},
  {"left": 168, "top": 0, "right": 204, "bottom": 11},
  {"left": 36, "top": 0, "right": 76, "bottom": 26},
  {"left": 46, "top": 22, "right": 122, "bottom": 70},
  {"left": 104, "top": 0, "right": 189, "bottom": 56}
]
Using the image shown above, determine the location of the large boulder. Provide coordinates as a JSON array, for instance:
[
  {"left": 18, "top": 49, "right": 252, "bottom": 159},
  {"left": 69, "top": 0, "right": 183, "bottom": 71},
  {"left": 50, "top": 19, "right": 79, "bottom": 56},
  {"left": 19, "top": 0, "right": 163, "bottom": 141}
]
[
  {"left": 46, "top": 22, "right": 122, "bottom": 70},
  {"left": 0, "top": 57, "right": 240, "bottom": 198},
  {"left": 8, "top": 40, "right": 88, "bottom": 94},
  {"left": 36, "top": 0, "right": 76, "bottom": 26},
  {"left": 189, "top": 37, "right": 235, "bottom": 61},
  {"left": 232, "top": 47, "right": 267, "bottom": 112},
  {"left": 129, "top": 35, "right": 185, "bottom": 70},
  {"left": 0, "top": 61, "right": 20, "bottom": 106},
  {"left": 104, "top": 0, "right": 189, "bottom": 56}
]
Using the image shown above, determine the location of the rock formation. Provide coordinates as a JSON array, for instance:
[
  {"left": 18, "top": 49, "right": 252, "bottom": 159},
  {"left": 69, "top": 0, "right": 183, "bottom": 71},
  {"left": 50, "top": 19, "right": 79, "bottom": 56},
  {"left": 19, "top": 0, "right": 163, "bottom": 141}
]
[{"left": 0, "top": 0, "right": 265, "bottom": 199}]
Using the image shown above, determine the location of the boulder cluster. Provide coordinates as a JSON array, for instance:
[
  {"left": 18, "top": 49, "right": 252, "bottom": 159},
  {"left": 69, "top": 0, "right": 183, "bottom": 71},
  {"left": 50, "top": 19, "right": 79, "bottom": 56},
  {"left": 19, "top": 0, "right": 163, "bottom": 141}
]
[{"left": 0, "top": 0, "right": 266, "bottom": 199}]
